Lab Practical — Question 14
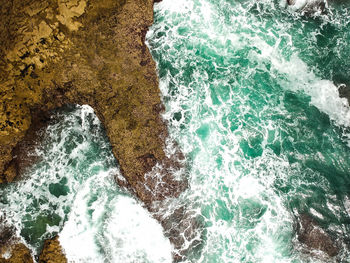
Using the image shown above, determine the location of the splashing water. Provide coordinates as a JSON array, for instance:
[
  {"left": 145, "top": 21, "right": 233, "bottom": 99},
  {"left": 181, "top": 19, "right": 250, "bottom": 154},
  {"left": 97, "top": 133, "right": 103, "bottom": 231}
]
[
  {"left": 1, "top": 0, "right": 350, "bottom": 262},
  {"left": 146, "top": 0, "right": 350, "bottom": 262},
  {"left": 0, "top": 105, "right": 172, "bottom": 262}
]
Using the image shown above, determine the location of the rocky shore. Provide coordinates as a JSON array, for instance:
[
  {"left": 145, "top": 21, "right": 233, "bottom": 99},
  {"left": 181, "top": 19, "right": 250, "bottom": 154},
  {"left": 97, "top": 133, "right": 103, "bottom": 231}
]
[
  {"left": 0, "top": 0, "right": 190, "bottom": 261},
  {"left": 2, "top": 0, "right": 343, "bottom": 262}
]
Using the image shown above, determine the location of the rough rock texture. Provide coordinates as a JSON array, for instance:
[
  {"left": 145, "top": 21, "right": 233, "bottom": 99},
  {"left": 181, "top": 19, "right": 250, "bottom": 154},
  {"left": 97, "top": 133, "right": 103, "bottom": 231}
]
[
  {"left": 0, "top": 0, "right": 192, "bottom": 260},
  {"left": 0, "top": 212, "right": 32, "bottom": 263},
  {"left": 0, "top": 0, "right": 186, "bottom": 204},
  {"left": 296, "top": 214, "right": 340, "bottom": 258},
  {"left": 38, "top": 236, "right": 66, "bottom": 263},
  {"left": 0, "top": 243, "right": 33, "bottom": 263}
]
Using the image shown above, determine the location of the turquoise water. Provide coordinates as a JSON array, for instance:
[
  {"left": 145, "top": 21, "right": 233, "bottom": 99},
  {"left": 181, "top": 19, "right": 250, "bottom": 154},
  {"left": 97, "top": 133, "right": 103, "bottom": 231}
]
[
  {"left": 0, "top": 105, "right": 117, "bottom": 249},
  {"left": 0, "top": 105, "right": 172, "bottom": 262},
  {"left": 147, "top": 0, "right": 350, "bottom": 262},
  {"left": 1, "top": 0, "right": 350, "bottom": 262}
]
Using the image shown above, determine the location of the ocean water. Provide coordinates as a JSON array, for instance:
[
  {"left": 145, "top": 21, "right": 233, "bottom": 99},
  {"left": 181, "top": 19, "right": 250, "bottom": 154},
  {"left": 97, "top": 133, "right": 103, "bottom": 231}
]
[
  {"left": 1, "top": 0, "right": 350, "bottom": 262},
  {"left": 0, "top": 105, "right": 172, "bottom": 262},
  {"left": 147, "top": 0, "right": 350, "bottom": 262}
]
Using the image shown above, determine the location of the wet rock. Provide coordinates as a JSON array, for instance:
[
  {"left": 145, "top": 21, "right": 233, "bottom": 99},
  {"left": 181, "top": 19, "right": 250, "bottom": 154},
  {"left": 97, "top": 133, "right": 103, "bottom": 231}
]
[
  {"left": 0, "top": 216, "right": 33, "bottom": 263},
  {"left": 296, "top": 213, "right": 340, "bottom": 257},
  {"left": 38, "top": 236, "right": 67, "bottom": 263},
  {"left": 0, "top": 243, "right": 33, "bottom": 263},
  {"left": 0, "top": 225, "right": 15, "bottom": 249},
  {"left": 286, "top": 0, "right": 327, "bottom": 14},
  {"left": 0, "top": 0, "right": 197, "bottom": 261},
  {"left": 155, "top": 206, "right": 204, "bottom": 261},
  {"left": 338, "top": 83, "right": 350, "bottom": 103}
]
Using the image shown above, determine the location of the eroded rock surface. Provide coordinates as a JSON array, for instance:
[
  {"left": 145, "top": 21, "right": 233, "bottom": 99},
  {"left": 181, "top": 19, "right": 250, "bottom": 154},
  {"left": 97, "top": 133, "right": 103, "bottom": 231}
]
[
  {"left": 0, "top": 0, "right": 186, "bottom": 203},
  {"left": 0, "top": 243, "right": 33, "bottom": 263},
  {"left": 296, "top": 214, "right": 340, "bottom": 258},
  {"left": 0, "top": 0, "right": 192, "bottom": 261},
  {"left": 38, "top": 236, "right": 66, "bottom": 263}
]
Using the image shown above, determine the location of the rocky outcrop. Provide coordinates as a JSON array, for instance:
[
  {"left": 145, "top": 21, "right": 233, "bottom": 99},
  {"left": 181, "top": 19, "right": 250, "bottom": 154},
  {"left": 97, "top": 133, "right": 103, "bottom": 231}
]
[
  {"left": 38, "top": 236, "right": 66, "bottom": 263},
  {"left": 286, "top": 0, "right": 327, "bottom": 13},
  {"left": 296, "top": 214, "right": 340, "bottom": 258},
  {"left": 0, "top": 243, "right": 33, "bottom": 263},
  {"left": 0, "top": 0, "right": 193, "bottom": 261},
  {"left": 0, "top": 0, "right": 186, "bottom": 204},
  {"left": 0, "top": 219, "right": 33, "bottom": 263}
]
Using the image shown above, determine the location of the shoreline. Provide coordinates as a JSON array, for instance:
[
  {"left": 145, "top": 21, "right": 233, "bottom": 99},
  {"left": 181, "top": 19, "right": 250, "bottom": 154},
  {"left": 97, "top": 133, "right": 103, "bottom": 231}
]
[{"left": 0, "top": 0, "right": 190, "bottom": 261}]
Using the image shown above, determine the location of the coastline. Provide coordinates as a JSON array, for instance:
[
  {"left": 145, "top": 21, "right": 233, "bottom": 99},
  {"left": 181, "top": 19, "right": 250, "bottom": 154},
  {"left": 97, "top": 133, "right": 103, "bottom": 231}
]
[{"left": 0, "top": 0, "right": 189, "bottom": 261}]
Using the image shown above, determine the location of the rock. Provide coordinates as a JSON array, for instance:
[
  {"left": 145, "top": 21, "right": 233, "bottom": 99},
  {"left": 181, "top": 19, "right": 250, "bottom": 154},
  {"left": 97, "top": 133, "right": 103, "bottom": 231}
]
[
  {"left": 0, "top": 218, "right": 66, "bottom": 263},
  {"left": 0, "top": 0, "right": 185, "bottom": 207},
  {"left": 155, "top": 206, "right": 204, "bottom": 261},
  {"left": 296, "top": 213, "right": 340, "bottom": 257},
  {"left": 338, "top": 83, "right": 350, "bottom": 103},
  {"left": 38, "top": 236, "right": 67, "bottom": 263},
  {"left": 1, "top": 163, "right": 16, "bottom": 183},
  {"left": 286, "top": 0, "right": 327, "bottom": 14},
  {"left": 0, "top": 243, "right": 33, "bottom": 263},
  {"left": 0, "top": 216, "right": 33, "bottom": 263},
  {"left": 56, "top": 0, "right": 87, "bottom": 31},
  {"left": 0, "top": 0, "right": 198, "bottom": 260}
]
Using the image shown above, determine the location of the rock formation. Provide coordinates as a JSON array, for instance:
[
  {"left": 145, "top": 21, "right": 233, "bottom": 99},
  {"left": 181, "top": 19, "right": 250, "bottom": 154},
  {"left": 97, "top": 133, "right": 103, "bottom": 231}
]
[
  {"left": 38, "top": 236, "right": 66, "bottom": 263},
  {"left": 286, "top": 0, "right": 327, "bottom": 13},
  {"left": 0, "top": 217, "right": 33, "bottom": 263},
  {"left": 296, "top": 213, "right": 340, "bottom": 258},
  {"left": 0, "top": 243, "right": 33, "bottom": 263},
  {"left": 0, "top": 0, "right": 187, "bottom": 204},
  {"left": 0, "top": 0, "right": 193, "bottom": 261}
]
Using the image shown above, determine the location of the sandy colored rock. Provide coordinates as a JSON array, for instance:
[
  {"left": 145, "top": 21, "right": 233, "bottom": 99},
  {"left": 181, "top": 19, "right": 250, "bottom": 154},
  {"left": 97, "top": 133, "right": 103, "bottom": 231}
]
[
  {"left": 56, "top": 0, "right": 86, "bottom": 31},
  {"left": 0, "top": 0, "right": 185, "bottom": 206},
  {"left": 0, "top": 243, "right": 33, "bottom": 263},
  {"left": 0, "top": 0, "right": 192, "bottom": 260},
  {"left": 1, "top": 163, "right": 16, "bottom": 183},
  {"left": 38, "top": 236, "right": 67, "bottom": 263}
]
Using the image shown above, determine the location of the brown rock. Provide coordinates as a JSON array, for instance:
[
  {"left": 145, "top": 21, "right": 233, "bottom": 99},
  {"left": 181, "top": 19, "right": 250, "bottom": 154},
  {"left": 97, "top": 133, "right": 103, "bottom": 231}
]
[
  {"left": 0, "top": 216, "right": 32, "bottom": 263},
  {"left": 38, "top": 236, "right": 67, "bottom": 263},
  {"left": 0, "top": 243, "right": 33, "bottom": 263},
  {"left": 0, "top": 0, "right": 185, "bottom": 206},
  {"left": 0, "top": 0, "right": 198, "bottom": 260},
  {"left": 296, "top": 213, "right": 340, "bottom": 257}
]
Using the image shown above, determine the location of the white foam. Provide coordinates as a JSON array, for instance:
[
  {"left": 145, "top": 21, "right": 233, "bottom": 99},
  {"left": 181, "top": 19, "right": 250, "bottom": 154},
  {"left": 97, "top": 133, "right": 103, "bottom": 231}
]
[
  {"left": 103, "top": 196, "right": 172, "bottom": 263},
  {"left": 271, "top": 53, "right": 350, "bottom": 127},
  {"left": 59, "top": 170, "right": 172, "bottom": 263},
  {"left": 147, "top": 0, "right": 350, "bottom": 261},
  {"left": 0, "top": 105, "right": 172, "bottom": 263}
]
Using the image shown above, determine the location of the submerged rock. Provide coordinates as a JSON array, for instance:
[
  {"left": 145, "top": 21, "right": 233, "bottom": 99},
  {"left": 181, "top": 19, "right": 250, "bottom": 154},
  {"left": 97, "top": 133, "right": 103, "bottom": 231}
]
[
  {"left": 296, "top": 213, "right": 340, "bottom": 258},
  {"left": 338, "top": 83, "right": 350, "bottom": 103},
  {"left": 286, "top": 0, "right": 327, "bottom": 14}
]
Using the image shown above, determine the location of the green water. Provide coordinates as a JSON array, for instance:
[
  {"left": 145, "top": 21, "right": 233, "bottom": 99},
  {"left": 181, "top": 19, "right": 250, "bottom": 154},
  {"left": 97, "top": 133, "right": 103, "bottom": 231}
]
[
  {"left": 147, "top": 0, "right": 350, "bottom": 261},
  {"left": 0, "top": 105, "right": 117, "bottom": 249},
  {"left": 0, "top": 105, "right": 172, "bottom": 262},
  {"left": 1, "top": 0, "right": 350, "bottom": 262}
]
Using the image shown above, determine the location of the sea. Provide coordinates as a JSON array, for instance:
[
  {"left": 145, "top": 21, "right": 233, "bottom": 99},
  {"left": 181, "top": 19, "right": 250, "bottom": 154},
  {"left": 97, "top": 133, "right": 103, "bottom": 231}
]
[{"left": 1, "top": 0, "right": 350, "bottom": 262}]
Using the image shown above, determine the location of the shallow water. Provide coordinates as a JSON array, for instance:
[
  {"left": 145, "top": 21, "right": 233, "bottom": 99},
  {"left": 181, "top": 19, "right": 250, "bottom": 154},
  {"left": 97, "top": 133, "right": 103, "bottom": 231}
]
[
  {"left": 0, "top": 105, "right": 172, "bottom": 262},
  {"left": 1, "top": 0, "right": 350, "bottom": 262}
]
